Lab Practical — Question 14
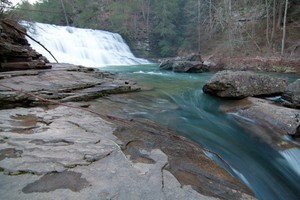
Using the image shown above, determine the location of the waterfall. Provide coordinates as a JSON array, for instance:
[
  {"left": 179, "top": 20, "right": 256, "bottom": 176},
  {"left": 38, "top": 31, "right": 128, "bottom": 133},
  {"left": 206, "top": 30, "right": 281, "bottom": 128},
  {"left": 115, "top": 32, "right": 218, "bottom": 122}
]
[
  {"left": 21, "top": 21, "right": 150, "bottom": 67},
  {"left": 280, "top": 148, "right": 300, "bottom": 178}
]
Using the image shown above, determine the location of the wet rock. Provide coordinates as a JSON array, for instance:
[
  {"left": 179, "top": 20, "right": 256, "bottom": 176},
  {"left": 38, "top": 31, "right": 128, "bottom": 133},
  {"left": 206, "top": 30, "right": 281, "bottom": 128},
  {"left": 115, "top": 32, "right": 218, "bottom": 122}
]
[
  {"left": 90, "top": 97, "right": 255, "bottom": 200},
  {"left": 0, "top": 64, "right": 140, "bottom": 108},
  {"left": 203, "top": 70, "right": 288, "bottom": 98},
  {"left": 282, "top": 79, "right": 300, "bottom": 108},
  {"left": 159, "top": 53, "right": 209, "bottom": 73},
  {"left": 294, "top": 125, "right": 300, "bottom": 140},
  {"left": 0, "top": 106, "right": 227, "bottom": 200},
  {"left": 220, "top": 97, "right": 300, "bottom": 148}
]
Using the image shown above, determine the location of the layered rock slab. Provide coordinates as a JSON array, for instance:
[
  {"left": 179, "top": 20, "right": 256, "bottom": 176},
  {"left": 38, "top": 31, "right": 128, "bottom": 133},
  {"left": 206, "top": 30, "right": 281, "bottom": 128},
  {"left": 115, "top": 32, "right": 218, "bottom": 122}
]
[
  {"left": 0, "top": 64, "right": 139, "bottom": 108},
  {"left": 0, "top": 106, "right": 220, "bottom": 200}
]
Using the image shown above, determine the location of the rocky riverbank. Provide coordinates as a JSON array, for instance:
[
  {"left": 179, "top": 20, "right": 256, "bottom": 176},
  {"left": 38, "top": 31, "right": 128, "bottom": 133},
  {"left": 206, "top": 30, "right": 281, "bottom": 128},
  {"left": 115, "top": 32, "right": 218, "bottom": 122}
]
[
  {"left": 0, "top": 17, "right": 255, "bottom": 199},
  {"left": 203, "top": 70, "right": 300, "bottom": 149},
  {"left": 0, "top": 63, "right": 255, "bottom": 199}
]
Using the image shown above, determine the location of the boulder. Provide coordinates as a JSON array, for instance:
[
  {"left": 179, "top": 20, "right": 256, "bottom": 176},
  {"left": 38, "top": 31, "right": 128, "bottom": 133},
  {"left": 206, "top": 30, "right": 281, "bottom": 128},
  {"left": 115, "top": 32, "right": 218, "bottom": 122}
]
[
  {"left": 158, "top": 53, "right": 209, "bottom": 73},
  {"left": 203, "top": 71, "right": 287, "bottom": 99},
  {"left": 203, "top": 70, "right": 288, "bottom": 98},
  {"left": 173, "top": 61, "right": 209, "bottom": 73},
  {"left": 282, "top": 79, "right": 300, "bottom": 108}
]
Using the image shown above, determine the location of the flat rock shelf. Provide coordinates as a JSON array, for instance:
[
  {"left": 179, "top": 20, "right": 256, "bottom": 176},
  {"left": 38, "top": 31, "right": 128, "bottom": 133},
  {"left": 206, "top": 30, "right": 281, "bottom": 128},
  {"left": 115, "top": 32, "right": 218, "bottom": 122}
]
[{"left": 0, "top": 64, "right": 254, "bottom": 200}]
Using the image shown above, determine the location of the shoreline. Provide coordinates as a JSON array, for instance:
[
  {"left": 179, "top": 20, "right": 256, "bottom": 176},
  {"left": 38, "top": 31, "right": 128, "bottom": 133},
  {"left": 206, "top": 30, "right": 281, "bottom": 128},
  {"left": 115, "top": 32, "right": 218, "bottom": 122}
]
[{"left": 0, "top": 63, "right": 255, "bottom": 199}]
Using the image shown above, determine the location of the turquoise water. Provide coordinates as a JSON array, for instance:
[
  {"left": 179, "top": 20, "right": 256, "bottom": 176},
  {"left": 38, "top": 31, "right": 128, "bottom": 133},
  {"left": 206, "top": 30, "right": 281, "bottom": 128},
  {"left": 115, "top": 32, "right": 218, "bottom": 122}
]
[{"left": 101, "top": 64, "right": 300, "bottom": 200}]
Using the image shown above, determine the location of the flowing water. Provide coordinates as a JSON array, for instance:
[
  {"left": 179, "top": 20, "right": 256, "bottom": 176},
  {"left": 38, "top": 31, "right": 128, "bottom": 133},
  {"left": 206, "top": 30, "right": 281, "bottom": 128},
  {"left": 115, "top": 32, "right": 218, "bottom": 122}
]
[
  {"left": 102, "top": 64, "right": 300, "bottom": 200},
  {"left": 22, "top": 21, "right": 300, "bottom": 199}
]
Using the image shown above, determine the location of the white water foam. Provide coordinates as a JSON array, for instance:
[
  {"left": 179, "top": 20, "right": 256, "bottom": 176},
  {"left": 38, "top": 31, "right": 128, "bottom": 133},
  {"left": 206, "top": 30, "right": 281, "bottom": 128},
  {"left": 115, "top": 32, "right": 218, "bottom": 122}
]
[
  {"left": 280, "top": 148, "right": 300, "bottom": 178},
  {"left": 133, "top": 71, "right": 164, "bottom": 75},
  {"left": 21, "top": 21, "right": 150, "bottom": 67}
]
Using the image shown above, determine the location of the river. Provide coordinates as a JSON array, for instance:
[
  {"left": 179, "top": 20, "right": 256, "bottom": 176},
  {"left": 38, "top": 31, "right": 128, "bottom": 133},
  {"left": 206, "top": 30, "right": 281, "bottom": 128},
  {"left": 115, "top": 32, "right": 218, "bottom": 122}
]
[{"left": 101, "top": 64, "right": 300, "bottom": 200}]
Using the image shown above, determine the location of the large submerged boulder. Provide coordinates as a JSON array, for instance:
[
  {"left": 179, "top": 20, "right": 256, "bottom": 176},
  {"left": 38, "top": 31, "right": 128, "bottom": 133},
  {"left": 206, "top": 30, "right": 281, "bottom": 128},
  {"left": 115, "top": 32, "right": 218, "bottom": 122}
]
[
  {"left": 282, "top": 79, "right": 300, "bottom": 108},
  {"left": 220, "top": 97, "right": 300, "bottom": 148},
  {"left": 203, "top": 70, "right": 288, "bottom": 98},
  {"left": 159, "top": 53, "right": 209, "bottom": 73}
]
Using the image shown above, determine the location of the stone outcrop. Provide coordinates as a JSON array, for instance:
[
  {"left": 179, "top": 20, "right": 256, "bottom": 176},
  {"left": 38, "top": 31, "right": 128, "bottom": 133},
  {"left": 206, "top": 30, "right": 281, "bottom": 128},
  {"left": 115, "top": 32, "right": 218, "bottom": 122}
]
[
  {"left": 0, "top": 106, "right": 211, "bottom": 200},
  {"left": 0, "top": 19, "right": 50, "bottom": 71},
  {"left": 0, "top": 63, "right": 139, "bottom": 109},
  {"left": 203, "top": 70, "right": 288, "bottom": 98},
  {"left": 282, "top": 79, "right": 300, "bottom": 108},
  {"left": 159, "top": 53, "right": 209, "bottom": 73}
]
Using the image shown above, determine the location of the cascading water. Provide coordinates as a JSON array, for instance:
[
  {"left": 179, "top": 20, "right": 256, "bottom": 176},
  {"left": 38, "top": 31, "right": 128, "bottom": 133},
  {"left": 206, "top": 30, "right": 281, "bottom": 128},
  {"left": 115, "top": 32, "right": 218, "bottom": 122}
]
[
  {"left": 100, "top": 65, "right": 300, "bottom": 200},
  {"left": 21, "top": 21, "right": 150, "bottom": 67}
]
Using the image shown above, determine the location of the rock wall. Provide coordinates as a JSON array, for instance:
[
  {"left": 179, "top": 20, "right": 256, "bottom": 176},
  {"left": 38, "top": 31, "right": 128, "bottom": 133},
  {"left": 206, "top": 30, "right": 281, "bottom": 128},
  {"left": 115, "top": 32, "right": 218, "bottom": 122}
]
[{"left": 0, "top": 19, "right": 51, "bottom": 72}]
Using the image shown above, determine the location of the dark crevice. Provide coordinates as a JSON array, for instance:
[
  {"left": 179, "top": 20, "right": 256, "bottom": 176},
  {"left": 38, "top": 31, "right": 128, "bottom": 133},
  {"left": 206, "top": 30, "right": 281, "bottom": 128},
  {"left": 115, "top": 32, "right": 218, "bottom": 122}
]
[{"left": 161, "top": 162, "right": 169, "bottom": 190}]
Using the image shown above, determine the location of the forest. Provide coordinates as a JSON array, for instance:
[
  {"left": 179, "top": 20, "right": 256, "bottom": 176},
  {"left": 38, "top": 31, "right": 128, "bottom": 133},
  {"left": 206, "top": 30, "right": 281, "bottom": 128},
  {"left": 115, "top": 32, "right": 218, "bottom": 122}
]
[{"left": 2, "top": 0, "right": 300, "bottom": 58}]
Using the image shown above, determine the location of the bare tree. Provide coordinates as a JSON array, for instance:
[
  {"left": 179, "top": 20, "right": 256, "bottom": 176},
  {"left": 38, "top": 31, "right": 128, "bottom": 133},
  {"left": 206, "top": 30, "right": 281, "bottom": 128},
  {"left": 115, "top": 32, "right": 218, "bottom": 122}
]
[
  {"left": 60, "top": 0, "right": 69, "bottom": 26},
  {"left": 265, "top": 0, "right": 270, "bottom": 46},
  {"left": 281, "top": 0, "right": 288, "bottom": 55},
  {"left": 277, "top": 0, "right": 284, "bottom": 28},
  {"left": 271, "top": 0, "right": 277, "bottom": 43},
  {"left": 197, "top": 0, "right": 201, "bottom": 52}
]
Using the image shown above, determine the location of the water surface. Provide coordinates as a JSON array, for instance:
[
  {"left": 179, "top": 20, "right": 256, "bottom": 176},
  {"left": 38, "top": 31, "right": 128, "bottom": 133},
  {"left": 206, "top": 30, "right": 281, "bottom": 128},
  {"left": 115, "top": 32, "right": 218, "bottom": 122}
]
[{"left": 101, "top": 64, "right": 300, "bottom": 200}]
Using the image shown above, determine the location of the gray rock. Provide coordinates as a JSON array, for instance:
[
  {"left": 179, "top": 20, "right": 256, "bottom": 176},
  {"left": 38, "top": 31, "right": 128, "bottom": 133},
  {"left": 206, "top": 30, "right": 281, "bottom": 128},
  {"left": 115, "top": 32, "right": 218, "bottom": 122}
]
[
  {"left": 0, "top": 64, "right": 140, "bottom": 108},
  {"left": 159, "top": 53, "right": 208, "bottom": 73},
  {"left": 0, "top": 106, "right": 220, "bottom": 200},
  {"left": 203, "top": 70, "right": 288, "bottom": 98},
  {"left": 282, "top": 79, "right": 300, "bottom": 108},
  {"left": 220, "top": 97, "right": 300, "bottom": 148},
  {"left": 173, "top": 61, "right": 209, "bottom": 73}
]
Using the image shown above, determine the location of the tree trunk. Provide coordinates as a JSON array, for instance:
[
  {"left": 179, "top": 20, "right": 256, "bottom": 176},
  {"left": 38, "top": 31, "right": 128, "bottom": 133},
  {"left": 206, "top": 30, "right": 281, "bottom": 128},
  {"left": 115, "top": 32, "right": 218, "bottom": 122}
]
[
  {"left": 228, "top": 0, "right": 233, "bottom": 55},
  {"left": 60, "top": 0, "right": 69, "bottom": 26},
  {"left": 209, "top": 0, "right": 212, "bottom": 37},
  {"left": 281, "top": 0, "right": 288, "bottom": 55},
  {"left": 197, "top": 0, "right": 201, "bottom": 52},
  {"left": 271, "top": 0, "right": 277, "bottom": 43},
  {"left": 265, "top": 0, "right": 270, "bottom": 46},
  {"left": 277, "top": 0, "right": 284, "bottom": 28}
]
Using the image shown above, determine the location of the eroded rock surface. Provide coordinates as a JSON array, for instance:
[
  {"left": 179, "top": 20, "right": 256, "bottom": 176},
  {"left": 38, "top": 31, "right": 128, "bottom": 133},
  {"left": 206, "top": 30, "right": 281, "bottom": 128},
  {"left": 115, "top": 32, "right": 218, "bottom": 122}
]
[
  {"left": 0, "top": 106, "right": 224, "bottom": 200},
  {"left": 0, "top": 64, "right": 139, "bottom": 108},
  {"left": 203, "top": 70, "right": 288, "bottom": 98}
]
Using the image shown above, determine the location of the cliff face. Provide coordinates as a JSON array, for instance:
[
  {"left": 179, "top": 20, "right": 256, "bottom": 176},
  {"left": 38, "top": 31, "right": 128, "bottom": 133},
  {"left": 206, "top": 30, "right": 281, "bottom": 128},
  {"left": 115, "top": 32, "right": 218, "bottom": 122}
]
[{"left": 0, "top": 18, "right": 50, "bottom": 71}]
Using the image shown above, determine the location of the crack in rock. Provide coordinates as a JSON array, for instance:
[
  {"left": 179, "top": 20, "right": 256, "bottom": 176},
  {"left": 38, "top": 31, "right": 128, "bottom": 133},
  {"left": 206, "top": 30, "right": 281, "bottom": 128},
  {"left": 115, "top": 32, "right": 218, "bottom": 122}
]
[
  {"left": 29, "top": 139, "right": 74, "bottom": 146},
  {"left": 161, "top": 162, "right": 169, "bottom": 190},
  {"left": 84, "top": 151, "right": 113, "bottom": 163}
]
